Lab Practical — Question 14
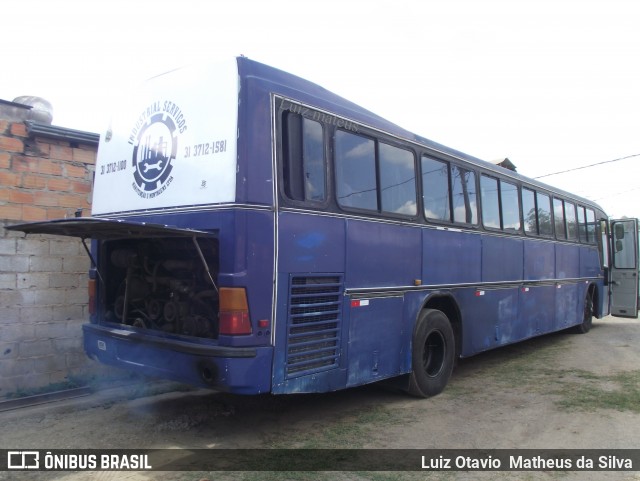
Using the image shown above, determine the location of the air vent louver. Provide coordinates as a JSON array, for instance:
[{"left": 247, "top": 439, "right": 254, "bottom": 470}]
[{"left": 286, "top": 275, "right": 343, "bottom": 378}]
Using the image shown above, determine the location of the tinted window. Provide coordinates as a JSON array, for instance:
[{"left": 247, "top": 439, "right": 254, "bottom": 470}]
[
  {"left": 481, "top": 175, "right": 500, "bottom": 228},
  {"left": 421, "top": 157, "right": 450, "bottom": 221},
  {"left": 302, "top": 119, "right": 325, "bottom": 201},
  {"left": 501, "top": 181, "right": 521, "bottom": 231},
  {"left": 565, "top": 202, "right": 577, "bottom": 240},
  {"left": 537, "top": 192, "right": 553, "bottom": 236},
  {"left": 586, "top": 209, "right": 596, "bottom": 244},
  {"left": 282, "top": 113, "right": 326, "bottom": 202},
  {"left": 379, "top": 143, "right": 417, "bottom": 215},
  {"left": 335, "top": 131, "right": 376, "bottom": 210},
  {"left": 553, "top": 198, "right": 566, "bottom": 239},
  {"left": 577, "top": 206, "right": 587, "bottom": 241},
  {"left": 522, "top": 188, "right": 537, "bottom": 235},
  {"left": 451, "top": 166, "right": 477, "bottom": 224}
]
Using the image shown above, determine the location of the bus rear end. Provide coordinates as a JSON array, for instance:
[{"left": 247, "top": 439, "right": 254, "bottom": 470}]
[{"left": 8, "top": 58, "right": 275, "bottom": 394}]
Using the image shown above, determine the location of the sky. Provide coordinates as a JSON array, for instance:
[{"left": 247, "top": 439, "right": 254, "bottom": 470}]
[{"left": 3, "top": 0, "right": 639, "bottom": 218}]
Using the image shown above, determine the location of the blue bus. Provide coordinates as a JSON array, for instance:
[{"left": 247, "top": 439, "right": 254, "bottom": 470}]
[{"left": 10, "top": 57, "right": 639, "bottom": 397}]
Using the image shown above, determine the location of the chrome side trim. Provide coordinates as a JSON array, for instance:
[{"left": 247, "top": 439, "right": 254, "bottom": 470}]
[
  {"left": 271, "top": 94, "right": 280, "bottom": 347},
  {"left": 345, "top": 277, "right": 604, "bottom": 297}
]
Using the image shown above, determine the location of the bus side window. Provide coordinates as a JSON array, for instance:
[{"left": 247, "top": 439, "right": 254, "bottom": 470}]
[
  {"left": 553, "top": 198, "right": 566, "bottom": 239},
  {"left": 577, "top": 206, "right": 587, "bottom": 242},
  {"left": 537, "top": 192, "right": 553, "bottom": 236},
  {"left": 480, "top": 175, "right": 500, "bottom": 229},
  {"left": 501, "top": 181, "right": 521, "bottom": 231},
  {"left": 282, "top": 112, "right": 326, "bottom": 202},
  {"left": 522, "top": 188, "right": 537, "bottom": 235},
  {"left": 451, "top": 166, "right": 477, "bottom": 224},
  {"left": 586, "top": 209, "right": 596, "bottom": 244},
  {"left": 421, "top": 156, "right": 451, "bottom": 222},
  {"left": 565, "top": 201, "right": 578, "bottom": 240},
  {"left": 379, "top": 143, "right": 417, "bottom": 215},
  {"left": 335, "top": 130, "right": 377, "bottom": 211},
  {"left": 482, "top": 176, "right": 520, "bottom": 232}
]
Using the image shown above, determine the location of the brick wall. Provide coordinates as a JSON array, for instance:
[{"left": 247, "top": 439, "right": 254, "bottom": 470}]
[{"left": 0, "top": 117, "right": 118, "bottom": 396}]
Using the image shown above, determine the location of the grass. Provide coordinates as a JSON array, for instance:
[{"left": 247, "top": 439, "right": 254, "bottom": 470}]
[
  {"left": 450, "top": 332, "right": 640, "bottom": 413},
  {"left": 554, "top": 370, "right": 640, "bottom": 413},
  {"left": 159, "top": 338, "right": 640, "bottom": 481},
  {"left": 157, "top": 399, "right": 416, "bottom": 481},
  {"left": 262, "top": 403, "right": 404, "bottom": 449}
]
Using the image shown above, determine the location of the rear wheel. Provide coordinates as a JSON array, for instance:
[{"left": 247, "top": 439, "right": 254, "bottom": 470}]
[
  {"left": 406, "top": 309, "right": 455, "bottom": 398},
  {"left": 574, "top": 290, "right": 594, "bottom": 334}
]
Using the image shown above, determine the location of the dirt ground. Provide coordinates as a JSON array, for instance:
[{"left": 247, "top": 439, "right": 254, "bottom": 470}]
[{"left": 2, "top": 316, "right": 640, "bottom": 481}]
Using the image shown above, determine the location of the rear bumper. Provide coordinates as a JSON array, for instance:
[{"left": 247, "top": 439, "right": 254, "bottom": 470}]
[{"left": 83, "top": 323, "right": 273, "bottom": 394}]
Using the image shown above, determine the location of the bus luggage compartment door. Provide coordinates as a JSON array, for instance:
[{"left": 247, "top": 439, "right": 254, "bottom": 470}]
[{"left": 346, "top": 295, "right": 404, "bottom": 387}]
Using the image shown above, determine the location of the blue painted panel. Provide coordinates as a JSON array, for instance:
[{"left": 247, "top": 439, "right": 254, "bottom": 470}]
[
  {"left": 346, "top": 220, "right": 421, "bottom": 288},
  {"left": 278, "top": 212, "right": 345, "bottom": 273},
  {"left": 458, "top": 288, "right": 519, "bottom": 355},
  {"left": 423, "top": 229, "right": 481, "bottom": 285},
  {"left": 346, "top": 296, "right": 405, "bottom": 387},
  {"left": 523, "top": 240, "right": 555, "bottom": 280},
  {"left": 482, "top": 236, "right": 523, "bottom": 282},
  {"left": 519, "top": 285, "right": 555, "bottom": 336},
  {"left": 516, "top": 287, "right": 540, "bottom": 339},
  {"left": 556, "top": 244, "right": 580, "bottom": 279},
  {"left": 83, "top": 325, "right": 273, "bottom": 394},
  {"left": 580, "top": 246, "right": 601, "bottom": 278},
  {"left": 555, "top": 283, "right": 579, "bottom": 329},
  {"left": 237, "top": 75, "right": 275, "bottom": 205}
]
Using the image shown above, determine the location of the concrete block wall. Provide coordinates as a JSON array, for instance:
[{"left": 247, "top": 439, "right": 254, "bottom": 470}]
[{"left": 0, "top": 116, "right": 119, "bottom": 396}]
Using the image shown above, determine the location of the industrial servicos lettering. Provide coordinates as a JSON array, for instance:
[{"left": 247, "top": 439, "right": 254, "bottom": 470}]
[{"left": 128, "top": 100, "right": 188, "bottom": 198}]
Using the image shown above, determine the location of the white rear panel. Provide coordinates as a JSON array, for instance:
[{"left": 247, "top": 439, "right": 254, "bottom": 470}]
[{"left": 92, "top": 58, "right": 239, "bottom": 215}]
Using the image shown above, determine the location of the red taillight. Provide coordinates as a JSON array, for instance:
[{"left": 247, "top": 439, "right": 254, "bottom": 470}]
[
  {"left": 88, "top": 278, "right": 97, "bottom": 315},
  {"left": 218, "top": 287, "right": 251, "bottom": 335}
]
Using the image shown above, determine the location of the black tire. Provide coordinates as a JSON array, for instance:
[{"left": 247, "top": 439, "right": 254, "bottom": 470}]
[
  {"left": 574, "top": 290, "right": 594, "bottom": 334},
  {"left": 406, "top": 309, "right": 455, "bottom": 398}
]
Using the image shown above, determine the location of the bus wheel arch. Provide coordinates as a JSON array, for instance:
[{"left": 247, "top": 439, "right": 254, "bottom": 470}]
[
  {"left": 421, "top": 294, "right": 462, "bottom": 358},
  {"left": 406, "top": 295, "right": 459, "bottom": 398},
  {"left": 574, "top": 283, "right": 596, "bottom": 334},
  {"left": 588, "top": 282, "right": 600, "bottom": 318}
]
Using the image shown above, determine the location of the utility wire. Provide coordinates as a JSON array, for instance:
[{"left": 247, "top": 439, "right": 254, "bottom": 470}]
[
  {"left": 533, "top": 153, "right": 640, "bottom": 179},
  {"left": 592, "top": 186, "right": 640, "bottom": 202}
]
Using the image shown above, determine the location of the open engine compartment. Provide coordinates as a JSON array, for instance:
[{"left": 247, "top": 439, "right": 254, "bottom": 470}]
[{"left": 100, "top": 237, "right": 220, "bottom": 339}]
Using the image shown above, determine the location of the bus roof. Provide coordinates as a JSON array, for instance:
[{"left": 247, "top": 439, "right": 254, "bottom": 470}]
[{"left": 238, "top": 56, "right": 605, "bottom": 215}]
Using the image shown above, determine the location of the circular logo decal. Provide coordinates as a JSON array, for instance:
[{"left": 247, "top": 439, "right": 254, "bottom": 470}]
[{"left": 132, "top": 113, "right": 178, "bottom": 195}]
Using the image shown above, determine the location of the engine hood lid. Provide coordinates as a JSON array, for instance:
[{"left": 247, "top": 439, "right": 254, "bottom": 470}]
[{"left": 5, "top": 217, "right": 217, "bottom": 240}]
